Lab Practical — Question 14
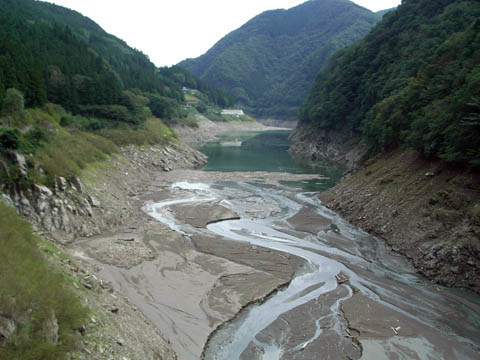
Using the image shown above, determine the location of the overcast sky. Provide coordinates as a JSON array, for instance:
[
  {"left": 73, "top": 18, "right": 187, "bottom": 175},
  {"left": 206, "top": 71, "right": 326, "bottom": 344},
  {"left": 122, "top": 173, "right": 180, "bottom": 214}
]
[{"left": 45, "top": 0, "right": 401, "bottom": 67}]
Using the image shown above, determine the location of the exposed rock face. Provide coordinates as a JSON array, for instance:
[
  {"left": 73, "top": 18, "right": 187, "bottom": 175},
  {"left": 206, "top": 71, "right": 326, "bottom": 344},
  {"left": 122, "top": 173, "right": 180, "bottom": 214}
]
[
  {"left": 289, "top": 124, "right": 366, "bottom": 171},
  {"left": 0, "top": 316, "right": 16, "bottom": 343},
  {"left": 6, "top": 142, "right": 207, "bottom": 243},
  {"left": 6, "top": 151, "right": 28, "bottom": 178},
  {"left": 319, "top": 150, "right": 480, "bottom": 294}
]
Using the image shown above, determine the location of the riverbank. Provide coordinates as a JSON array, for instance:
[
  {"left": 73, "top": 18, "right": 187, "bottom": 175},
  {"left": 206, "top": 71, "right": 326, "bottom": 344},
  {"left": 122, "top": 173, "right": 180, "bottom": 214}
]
[
  {"left": 290, "top": 122, "right": 480, "bottom": 295},
  {"left": 1, "top": 139, "right": 208, "bottom": 359},
  {"left": 32, "top": 122, "right": 310, "bottom": 359},
  {"left": 2, "top": 121, "right": 316, "bottom": 359},
  {"left": 6, "top": 121, "right": 478, "bottom": 359},
  {"left": 320, "top": 149, "right": 480, "bottom": 294}
]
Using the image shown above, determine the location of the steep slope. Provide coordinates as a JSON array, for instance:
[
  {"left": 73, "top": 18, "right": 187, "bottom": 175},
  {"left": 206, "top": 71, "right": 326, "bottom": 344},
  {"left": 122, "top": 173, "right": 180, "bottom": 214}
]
[
  {"left": 376, "top": 7, "right": 396, "bottom": 17},
  {"left": 299, "top": 0, "right": 480, "bottom": 166},
  {"left": 180, "top": 0, "right": 380, "bottom": 118},
  {"left": 294, "top": 0, "right": 480, "bottom": 293},
  {"left": 0, "top": 0, "right": 233, "bottom": 127}
]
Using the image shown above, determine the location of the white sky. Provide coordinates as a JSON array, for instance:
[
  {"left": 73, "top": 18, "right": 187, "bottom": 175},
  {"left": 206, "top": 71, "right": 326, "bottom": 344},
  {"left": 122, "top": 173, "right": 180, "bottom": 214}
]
[{"left": 44, "top": 0, "right": 401, "bottom": 67}]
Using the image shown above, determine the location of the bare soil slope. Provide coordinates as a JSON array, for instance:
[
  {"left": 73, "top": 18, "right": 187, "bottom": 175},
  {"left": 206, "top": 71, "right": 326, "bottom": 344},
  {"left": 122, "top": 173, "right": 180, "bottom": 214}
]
[{"left": 320, "top": 149, "right": 480, "bottom": 294}]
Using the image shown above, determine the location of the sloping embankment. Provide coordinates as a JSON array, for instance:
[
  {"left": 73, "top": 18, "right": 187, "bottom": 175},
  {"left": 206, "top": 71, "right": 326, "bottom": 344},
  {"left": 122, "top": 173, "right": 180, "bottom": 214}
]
[
  {"left": 319, "top": 149, "right": 480, "bottom": 294},
  {"left": 1, "top": 141, "right": 207, "bottom": 359}
]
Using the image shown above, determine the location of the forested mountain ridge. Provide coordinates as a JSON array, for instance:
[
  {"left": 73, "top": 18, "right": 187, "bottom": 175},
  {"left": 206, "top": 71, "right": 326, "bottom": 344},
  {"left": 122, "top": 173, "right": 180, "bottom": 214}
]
[
  {"left": 300, "top": 0, "right": 480, "bottom": 166},
  {"left": 179, "top": 0, "right": 381, "bottom": 119},
  {"left": 0, "top": 0, "right": 233, "bottom": 126},
  {"left": 0, "top": 0, "right": 238, "bottom": 191}
]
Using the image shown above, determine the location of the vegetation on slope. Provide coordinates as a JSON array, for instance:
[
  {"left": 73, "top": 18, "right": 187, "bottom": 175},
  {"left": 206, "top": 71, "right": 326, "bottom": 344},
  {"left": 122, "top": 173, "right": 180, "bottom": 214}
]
[
  {"left": 300, "top": 0, "right": 480, "bottom": 166},
  {"left": 0, "top": 0, "right": 238, "bottom": 187},
  {"left": 0, "top": 92, "right": 178, "bottom": 189},
  {"left": 180, "top": 0, "right": 381, "bottom": 118},
  {"left": 0, "top": 0, "right": 233, "bottom": 129},
  {"left": 0, "top": 201, "right": 88, "bottom": 359}
]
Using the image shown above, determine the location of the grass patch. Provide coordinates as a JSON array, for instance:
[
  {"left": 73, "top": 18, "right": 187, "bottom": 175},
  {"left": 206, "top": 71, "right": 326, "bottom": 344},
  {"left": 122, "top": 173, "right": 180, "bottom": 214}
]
[
  {"left": 185, "top": 94, "right": 201, "bottom": 103},
  {"left": 33, "top": 130, "right": 118, "bottom": 185},
  {"left": 2, "top": 105, "right": 179, "bottom": 187},
  {"left": 0, "top": 202, "right": 88, "bottom": 359},
  {"left": 97, "top": 117, "right": 177, "bottom": 145},
  {"left": 174, "top": 113, "right": 199, "bottom": 128}
]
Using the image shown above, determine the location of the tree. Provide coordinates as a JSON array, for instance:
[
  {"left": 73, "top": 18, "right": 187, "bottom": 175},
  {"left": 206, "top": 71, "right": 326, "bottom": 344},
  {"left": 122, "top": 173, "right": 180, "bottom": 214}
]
[
  {"left": 1, "top": 88, "right": 27, "bottom": 127},
  {"left": 0, "top": 72, "right": 5, "bottom": 111}
]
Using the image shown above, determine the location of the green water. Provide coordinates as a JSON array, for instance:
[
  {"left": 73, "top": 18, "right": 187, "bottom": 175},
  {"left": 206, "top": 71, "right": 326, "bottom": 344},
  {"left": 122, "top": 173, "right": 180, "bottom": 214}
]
[{"left": 200, "top": 130, "right": 344, "bottom": 191}]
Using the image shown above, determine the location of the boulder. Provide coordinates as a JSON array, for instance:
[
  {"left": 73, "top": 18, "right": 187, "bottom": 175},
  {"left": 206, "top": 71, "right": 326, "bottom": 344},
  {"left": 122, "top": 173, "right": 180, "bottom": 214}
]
[
  {"left": 56, "top": 176, "right": 68, "bottom": 191},
  {"left": 70, "top": 177, "right": 85, "bottom": 194},
  {"left": 87, "top": 195, "right": 101, "bottom": 208},
  {"left": 33, "top": 184, "right": 53, "bottom": 198},
  {"left": 7, "top": 151, "right": 28, "bottom": 178}
]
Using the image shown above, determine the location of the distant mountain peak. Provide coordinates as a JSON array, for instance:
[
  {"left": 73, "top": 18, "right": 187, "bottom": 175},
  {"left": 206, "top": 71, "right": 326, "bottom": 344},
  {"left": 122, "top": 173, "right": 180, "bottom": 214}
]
[{"left": 179, "top": 0, "right": 381, "bottom": 119}]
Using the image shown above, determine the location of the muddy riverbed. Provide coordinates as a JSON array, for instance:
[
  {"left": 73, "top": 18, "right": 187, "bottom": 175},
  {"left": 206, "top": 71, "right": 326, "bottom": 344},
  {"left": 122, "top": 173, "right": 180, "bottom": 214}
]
[{"left": 68, "top": 168, "right": 480, "bottom": 360}]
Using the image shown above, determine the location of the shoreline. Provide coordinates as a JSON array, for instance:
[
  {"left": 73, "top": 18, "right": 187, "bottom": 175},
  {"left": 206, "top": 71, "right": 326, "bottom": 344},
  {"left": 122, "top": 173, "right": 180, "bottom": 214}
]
[{"left": 173, "top": 114, "right": 293, "bottom": 149}]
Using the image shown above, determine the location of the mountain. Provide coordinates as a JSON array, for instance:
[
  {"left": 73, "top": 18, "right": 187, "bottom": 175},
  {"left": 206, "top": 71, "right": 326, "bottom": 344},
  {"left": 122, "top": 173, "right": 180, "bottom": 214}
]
[
  {"left": 299, "top": 0, "right": 480, "bottom": 166},
  {"left": 179, "top": 0, "right": 381, "bottom": 119},
  {"left": 376, "top": 7, "right": 396, "bottom": 17},
  {"left": 0, "top": 0, "right": 233, "bottom": 128}
]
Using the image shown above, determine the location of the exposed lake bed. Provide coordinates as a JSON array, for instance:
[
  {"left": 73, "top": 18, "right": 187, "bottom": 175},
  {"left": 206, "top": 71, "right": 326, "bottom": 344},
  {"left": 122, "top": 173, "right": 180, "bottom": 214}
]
[{"left": 68, "top": 130, "right": 480, "bottom": 360}]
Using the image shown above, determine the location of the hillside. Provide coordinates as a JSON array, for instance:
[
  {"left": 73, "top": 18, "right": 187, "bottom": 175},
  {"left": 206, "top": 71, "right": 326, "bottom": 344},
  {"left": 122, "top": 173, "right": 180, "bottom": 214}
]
[
  {"left": 376, "top": 7, "right": 396, "bottom": 17},
  {"left": 299, "top": 0, "right": 480, "bottom": 167},
  {"left": 0, "top": 1, "right": 229, "bottom": 357},
  {"left": 293, "top": 0, "right": 480, "bottom": 293},
  {"left": 0, "top": 0, "right": 233, "bottom": 129},
  {"left": 180, "top": 0, "right": 381, "bottom": 119}
]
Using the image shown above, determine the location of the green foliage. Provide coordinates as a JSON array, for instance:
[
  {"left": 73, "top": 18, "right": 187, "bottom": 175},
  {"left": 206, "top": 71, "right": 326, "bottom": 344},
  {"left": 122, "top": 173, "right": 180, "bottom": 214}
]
[
  {"left": 0, "top": 202, "right": 88, "bottom": 359},
  {"left": 33, "top": 130, "right": 117, "bottom": 183},
  {"left": 0, "top": 128, "right": 22, "bottom": 150},
  {"left": 180, "top": 0, "right": 381, "bottom": 118},
  {"left": 97, "top": 117, "right": 177, "bottom": 146},
  {"left": 301, "top": 0, "right": 480, "bottom": 166},
  {"left": 0, "top": 0, "right": 232, "bottom": 130},
  {"left": 1, "top": 88, "right": 28, "bottom": 127},
  {"left": 165, "top": 66, "right": 234, "bottom": 107},
  {"left": 147, "top": 93, "right": 182, "bottom": 120}
]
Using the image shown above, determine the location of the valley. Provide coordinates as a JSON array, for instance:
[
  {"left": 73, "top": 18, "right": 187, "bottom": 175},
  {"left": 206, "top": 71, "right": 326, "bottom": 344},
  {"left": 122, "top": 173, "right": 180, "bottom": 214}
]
[
  {"left": 65, "top": 129, "right": 479, "bottom": 359},
  {"left": 1, "top": 0, "right": 479, "bottom": 359}
]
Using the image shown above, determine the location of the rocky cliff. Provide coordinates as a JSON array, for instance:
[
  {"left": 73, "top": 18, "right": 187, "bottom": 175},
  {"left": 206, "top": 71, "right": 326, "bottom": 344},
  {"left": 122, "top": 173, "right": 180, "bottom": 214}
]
[
  {"left": 289, "top": 124, "right": 366, "bottom": 171},
  {"left": 3, "top": 142, "right": 206, "bottom": 243}
]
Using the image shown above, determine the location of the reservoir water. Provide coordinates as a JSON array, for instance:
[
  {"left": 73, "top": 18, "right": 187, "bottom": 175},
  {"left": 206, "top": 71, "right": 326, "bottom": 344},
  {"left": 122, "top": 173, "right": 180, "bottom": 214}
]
[{"left": 200, "top": 130, "right": 344, "bottom": 192}]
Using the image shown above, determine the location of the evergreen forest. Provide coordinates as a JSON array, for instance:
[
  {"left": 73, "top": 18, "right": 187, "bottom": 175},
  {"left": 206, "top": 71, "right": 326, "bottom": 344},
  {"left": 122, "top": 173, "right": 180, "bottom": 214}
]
[{"left": 300, "top": 0, "right": 480, "bottom": 166}]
